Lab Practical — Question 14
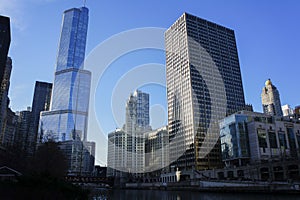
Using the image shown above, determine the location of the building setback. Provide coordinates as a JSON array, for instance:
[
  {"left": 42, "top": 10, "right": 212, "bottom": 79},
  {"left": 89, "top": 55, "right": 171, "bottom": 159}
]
[
  {"left": 165, "top": 13, "right": 246, "bottom": 171},
  {"left": 38, "top": 6, "right": 94, "bottom": 175},
  {"left": 39, "top": 7, "right": 91, "bottom": 142}
]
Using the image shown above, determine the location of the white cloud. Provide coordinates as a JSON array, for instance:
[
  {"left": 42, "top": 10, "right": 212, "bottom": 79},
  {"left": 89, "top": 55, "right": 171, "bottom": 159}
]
[{"left": 0, "top": 0, "right": 58, "bottom": 31}]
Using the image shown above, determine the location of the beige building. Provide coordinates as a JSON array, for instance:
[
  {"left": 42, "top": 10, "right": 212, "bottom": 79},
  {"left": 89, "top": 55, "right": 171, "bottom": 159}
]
[{"left": 261, "top": 79, "right": 283, "bottom": 117}]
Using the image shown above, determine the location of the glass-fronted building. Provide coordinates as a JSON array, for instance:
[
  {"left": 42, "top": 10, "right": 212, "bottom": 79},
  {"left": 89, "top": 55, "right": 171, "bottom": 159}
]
[
  {"left": 165, "top": 13, "right": 246, "bottom": 171},
  {"left": 39, "top": 7, "right": 91, "bottom": 143},
  {"left": 220, "top": 111, "right": 300, "bottom": 166},
  {"left": 220, "top": 114, "right": 250, "bottom": 167},
  {"left": 38, "top": 7, "right": 93, "bottom": 175}
]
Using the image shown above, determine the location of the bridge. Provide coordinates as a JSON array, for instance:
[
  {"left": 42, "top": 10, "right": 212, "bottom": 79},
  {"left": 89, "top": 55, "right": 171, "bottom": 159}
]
[{"left": 65, "top": 176, "right": 114, "bottom": 187}]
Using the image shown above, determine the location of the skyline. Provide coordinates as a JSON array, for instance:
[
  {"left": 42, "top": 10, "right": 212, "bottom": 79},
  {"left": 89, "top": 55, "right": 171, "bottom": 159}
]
[{"left": 1, "top": 1, "right": 300, "bottom": 164}]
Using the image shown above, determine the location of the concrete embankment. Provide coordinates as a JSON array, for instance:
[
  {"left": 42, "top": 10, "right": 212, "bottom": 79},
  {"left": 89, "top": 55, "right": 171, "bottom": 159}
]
[{"left": 124, "top": 180, "right": 300, "bottom": 194}]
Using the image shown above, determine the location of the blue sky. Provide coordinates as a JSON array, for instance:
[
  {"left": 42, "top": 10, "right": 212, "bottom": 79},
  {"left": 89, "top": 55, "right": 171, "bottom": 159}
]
[{"left": 1, "top": 0, "right": 300, "bottom": 164}]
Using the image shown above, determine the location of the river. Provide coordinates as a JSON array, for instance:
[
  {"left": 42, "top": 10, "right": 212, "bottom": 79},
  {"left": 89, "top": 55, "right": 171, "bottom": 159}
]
[{"left": 90, "top": 189, "right": 300, "bottom": 200}]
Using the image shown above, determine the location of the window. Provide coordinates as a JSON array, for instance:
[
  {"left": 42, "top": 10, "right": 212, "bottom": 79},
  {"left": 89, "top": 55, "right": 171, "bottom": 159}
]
[
  {"left": 257, "top": 129, "right": 267, "bottom": 148},
  {"left": 278, "top": 131, "right": 287, "bottom": 149},
  {"left": 268, "top": 132, "right": 277, "bottom": 148}
]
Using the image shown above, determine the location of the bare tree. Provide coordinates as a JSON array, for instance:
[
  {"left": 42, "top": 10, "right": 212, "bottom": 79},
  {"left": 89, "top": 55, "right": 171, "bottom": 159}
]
[{"left": 31, "top": 141, "right": 68, "bottom": 178}]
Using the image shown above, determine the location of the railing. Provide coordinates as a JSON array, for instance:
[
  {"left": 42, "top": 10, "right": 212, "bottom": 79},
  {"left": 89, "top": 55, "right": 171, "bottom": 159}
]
[{"left": 65, "top": 176, "right": 114, "bottom": 186}]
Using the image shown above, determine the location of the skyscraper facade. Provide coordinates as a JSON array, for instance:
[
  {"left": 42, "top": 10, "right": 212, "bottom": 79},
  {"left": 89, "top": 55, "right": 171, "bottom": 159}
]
[
  {"left": 39, "top": 7, "right": 91, "bottom": 143},
  {"left": 38, "top": 6, "right": 94, "bottom": 175},
  {"left": 261, "top": 79, "right": 283, "bottom": 117},
  {"left": 165, "top": 13, "right": 246, "bottom": 171},
  {"left": 125, "top": 90, "right": 150, "bottom": 131},
  {"left": 0, "top": 15, "right": 11, "bottom": 84},
  {"left": 0, "top": 57, "right": 12, "bottom": 145},
  {"left": 107, "top": 129, "right": 127, "bottom": 177},
  {"left": 1, "top": 108, "right": 17, "bottom": 148},
  {"left": 15, "top": 108, "right": 32, "bottom": 151},
  {"left": 145, "top": 126, "right": 169, "bottom": 173},
  {"left": 27, "top": 81, "right": 52, "bottom": 155},
  {"left": 59, "top": 140, "right": 95, "bottom": 175},
  {"left": 0, "top": 15, "right": 11, "bottom": 143}
]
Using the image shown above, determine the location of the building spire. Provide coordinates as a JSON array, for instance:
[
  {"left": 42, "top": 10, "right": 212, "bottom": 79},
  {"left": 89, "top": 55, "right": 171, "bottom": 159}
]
[{"left": 83, "top": 0, "right": 87, "bottom": 7}]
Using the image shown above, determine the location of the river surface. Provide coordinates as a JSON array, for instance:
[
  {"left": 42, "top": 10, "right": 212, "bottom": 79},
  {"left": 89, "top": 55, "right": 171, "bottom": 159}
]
[{"left": 90, "top": 189, "right": 300, "bottom": 200}]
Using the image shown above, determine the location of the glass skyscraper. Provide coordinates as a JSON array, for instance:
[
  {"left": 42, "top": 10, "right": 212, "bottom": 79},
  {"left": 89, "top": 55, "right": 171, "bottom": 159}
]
[
  {"left": 0, "top": 15, "right": 11, "bottom": 85},
  {"left": 165, "top": 13, "right": 246, "bottom": 171},
  {"left": 39, "top": 7, "right": 91, "bottom": 143}
]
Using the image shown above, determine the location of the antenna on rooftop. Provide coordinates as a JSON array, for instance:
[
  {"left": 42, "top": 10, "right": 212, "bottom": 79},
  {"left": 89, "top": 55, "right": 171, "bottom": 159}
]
[{"left": 83, "top": 0, "right": 87, "bottom": 7}]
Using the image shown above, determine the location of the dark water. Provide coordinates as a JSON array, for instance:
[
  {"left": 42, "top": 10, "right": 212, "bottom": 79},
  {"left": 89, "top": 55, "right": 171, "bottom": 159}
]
[{"left": 90, "top": 189, "right": 300, "bottom": 200}]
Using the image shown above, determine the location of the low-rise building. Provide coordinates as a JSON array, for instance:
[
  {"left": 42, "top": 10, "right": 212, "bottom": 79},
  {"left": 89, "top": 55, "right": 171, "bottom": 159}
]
[
  {"left": 220, "top": 114, "right": 250, "bottom": 167},
  {"left": 219, "top": 111, "right": 300, "bottom": 181}
]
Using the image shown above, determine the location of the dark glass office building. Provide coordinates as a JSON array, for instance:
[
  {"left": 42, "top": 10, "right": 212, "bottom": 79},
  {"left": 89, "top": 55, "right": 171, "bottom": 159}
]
[
  {"left": 0, "top": 16, "right": 11, "bottom": 136},
  {"left": 0, "top": 15, "right": 11, "bottom": 84},
  {"left": 27, "top": 81, "right": 52, "bottom": 155},
  {"left": 165, "top": 13, "right": 245, "bottom": 171}
]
